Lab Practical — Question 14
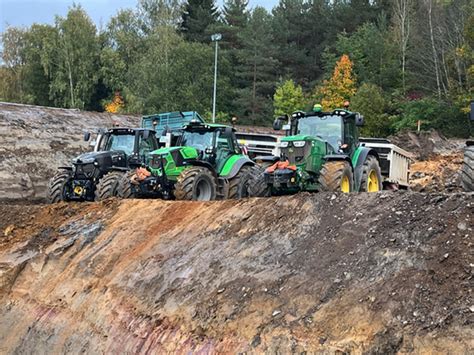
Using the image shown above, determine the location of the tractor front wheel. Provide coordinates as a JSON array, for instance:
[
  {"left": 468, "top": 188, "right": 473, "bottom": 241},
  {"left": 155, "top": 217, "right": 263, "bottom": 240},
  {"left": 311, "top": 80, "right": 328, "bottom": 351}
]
[
  {"left": 95, "top": 171, "right": 125, "bottom": 200},
  {"left": 359, "top": 155, "right": 382, "bottom": 192},
  {"left": 47, "top": 170, "right": 72, "bottom": 203},
  {"left": 318, "top": 161, "right": 353, "bottom": 193},
  {"left": 174, "top": 167, "right": 217, "bottom": 201},
  {"left": 118, "top": 170, "right": 137, "bottom": 199},
  {"left": 461, "top": 145, "right": 474, "bottom": 192}
]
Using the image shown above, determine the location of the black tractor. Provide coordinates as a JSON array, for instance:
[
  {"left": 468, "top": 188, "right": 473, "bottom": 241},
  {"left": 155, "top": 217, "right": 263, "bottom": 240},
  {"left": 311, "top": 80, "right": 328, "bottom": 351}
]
[{"left": 47, "top": 127, "right": 158, "bottom": 202}]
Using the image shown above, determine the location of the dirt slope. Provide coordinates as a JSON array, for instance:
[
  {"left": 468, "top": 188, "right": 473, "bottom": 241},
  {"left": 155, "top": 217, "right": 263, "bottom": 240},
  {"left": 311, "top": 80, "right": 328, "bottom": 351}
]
[
  {"left": 1, "top": 192, "right": 472, "bottom": 353},
  {"left": 0, "top": 102, "right": 138, "bottom": 202}
]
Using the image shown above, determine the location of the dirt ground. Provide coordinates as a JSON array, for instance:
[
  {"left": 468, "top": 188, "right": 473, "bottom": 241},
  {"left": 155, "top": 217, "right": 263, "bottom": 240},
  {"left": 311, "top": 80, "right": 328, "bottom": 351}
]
[{"left": 0, "top": 193, "right": 472, "bottom": 353}]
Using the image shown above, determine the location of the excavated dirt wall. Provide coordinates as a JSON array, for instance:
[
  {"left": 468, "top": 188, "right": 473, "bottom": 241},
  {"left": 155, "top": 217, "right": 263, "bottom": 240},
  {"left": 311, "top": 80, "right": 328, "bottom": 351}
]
[
  {"left": 0, "top": 193, "right": 472, "bottom": 353},
  {"left": 0, "top": 102, "right": 138, "bottom": 201}
]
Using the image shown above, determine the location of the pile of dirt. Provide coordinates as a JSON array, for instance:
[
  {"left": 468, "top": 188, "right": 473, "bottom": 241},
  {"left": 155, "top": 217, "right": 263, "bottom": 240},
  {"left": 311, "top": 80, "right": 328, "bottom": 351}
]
[
  {"left": 390, "top": 130, "right": 465, "bottom": 160},
  {"left": 0, "top": 102, "right": 138, "bottom": 202},
  {"left": 410, "top": 152, "right": 464, "bottom": 192},
  {"left": 0, "top": 193, "right": 472, "bottom": 353}
]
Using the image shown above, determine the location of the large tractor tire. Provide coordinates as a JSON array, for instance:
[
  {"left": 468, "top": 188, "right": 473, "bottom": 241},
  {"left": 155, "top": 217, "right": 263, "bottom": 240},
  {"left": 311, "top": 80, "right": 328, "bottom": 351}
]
[
  {"left": 247, "top": 165, "right": 271, "bottom": 197},
  {"left": 95, "top": 171, "right": 125, "bottom": 200},
  {"left": 318, "top": 160, "right": 353, "bottom": 193},
  {"left": 47, "top": 170, "right": 72, "bottom": 203},
  {"left": 228, "top": 165, "right": 253, "bottom": 199},
  {"left": 359, "top": 155, "right": 383, "bottom": 192},
  {"left": 174, "top": 167, "right": 217, "bottom": 201},
  {"left": 118, "top": 170, "right": 137, "bottom": 199},
  {"left": 461, "top": 145, "right": 474, "bottom": 192}
]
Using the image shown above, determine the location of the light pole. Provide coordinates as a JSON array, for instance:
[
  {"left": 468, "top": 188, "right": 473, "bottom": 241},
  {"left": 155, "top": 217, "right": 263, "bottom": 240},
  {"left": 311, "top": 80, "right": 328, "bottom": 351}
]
[{"left": 211, "top": 33, "right": 222, "bottom": 123}]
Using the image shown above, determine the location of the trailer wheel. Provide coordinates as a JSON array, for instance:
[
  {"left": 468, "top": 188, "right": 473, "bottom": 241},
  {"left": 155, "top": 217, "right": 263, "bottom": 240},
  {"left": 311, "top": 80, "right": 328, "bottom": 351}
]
[
  {"left": 174, "top": 167, "right": 217, "bottom": 201},
  {"left": 359, "top": 155, "right": 382, "bottom": 192},
  {"left": 319, "top": 161, "right": 353, "bottom": 193},
  {"left": 47, "top": 170, "right": 72, "bottom": 203},
  {"left": 95, "top": 171, "right": 124, "bottom": 200},
  {"left": 461, "top": 146, "right": 474, "bottom": 192}
]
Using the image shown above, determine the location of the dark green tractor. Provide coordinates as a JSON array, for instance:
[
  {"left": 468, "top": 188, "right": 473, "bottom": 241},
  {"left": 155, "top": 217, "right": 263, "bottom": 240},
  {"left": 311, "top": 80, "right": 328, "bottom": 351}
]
[
  {"left": 119, "top": 121, "right": 265, "bottom": 201},
  {"left": 263, "top": 107, "right": 383, "bottom": 194}
]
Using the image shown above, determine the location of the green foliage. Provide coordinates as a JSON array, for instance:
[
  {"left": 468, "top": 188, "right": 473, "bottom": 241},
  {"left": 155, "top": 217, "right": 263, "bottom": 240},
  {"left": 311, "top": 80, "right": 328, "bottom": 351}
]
[
  {"left": 392, "top": 98, "right": 472, "bottom": 138},
  {"left": 273, "top": 79, "right": 305, "bottom": 117},
  {"left": 181, "top": 0, "right": 219, "bottom": 42},
  {"left": 351, "top": 83, "right": 392, "bottom": 137}
]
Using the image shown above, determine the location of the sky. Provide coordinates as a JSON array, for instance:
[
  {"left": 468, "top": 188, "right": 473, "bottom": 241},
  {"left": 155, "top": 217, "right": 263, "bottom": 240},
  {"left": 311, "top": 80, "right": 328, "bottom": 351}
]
[{"left": 0, "top": 0, "right": 278, "bottom": 34}]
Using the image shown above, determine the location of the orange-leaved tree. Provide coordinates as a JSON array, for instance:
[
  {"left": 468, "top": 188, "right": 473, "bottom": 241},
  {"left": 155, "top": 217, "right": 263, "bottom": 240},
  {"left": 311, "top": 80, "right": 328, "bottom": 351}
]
[
  {"left": 317, "top": 54, "right": 356, "bottom": 110},
  {"left": 104, "top": 91, "right": 124, "bottom": 113}
]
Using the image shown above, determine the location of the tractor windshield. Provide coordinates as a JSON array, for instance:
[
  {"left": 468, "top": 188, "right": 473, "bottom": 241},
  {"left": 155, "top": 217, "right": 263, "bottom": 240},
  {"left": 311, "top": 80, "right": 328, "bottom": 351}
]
[
  {"left": 297, "top": 115, "right": 342, "bottom": 149},
  {"left": 102, "top": 134, "right": 135, "bottom": 155},
  {"left": 180, "top": 130, "right": 214, "bottom": 152}
]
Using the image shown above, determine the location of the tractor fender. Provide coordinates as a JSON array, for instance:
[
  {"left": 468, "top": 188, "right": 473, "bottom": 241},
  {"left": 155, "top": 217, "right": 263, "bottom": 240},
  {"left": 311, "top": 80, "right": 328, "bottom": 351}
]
[
  {"left": 186, "top": 160, "right": 218, "bottom": 177},
  {"left": 352, "top": 147, "right": 379, "bottom": 191},
  {"left": 220, "top": 157, "right": 255, "bottom": 179},
  {"left": 323, "top": 154, "right": 352, "bottom": 163}
]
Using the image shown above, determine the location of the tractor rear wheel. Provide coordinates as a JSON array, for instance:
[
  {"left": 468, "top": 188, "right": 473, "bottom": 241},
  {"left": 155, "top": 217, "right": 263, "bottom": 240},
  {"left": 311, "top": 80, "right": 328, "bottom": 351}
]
[
  {"left": 461, "top": 145, "right": 474, "bottom": 192},
  {"left": 318, "top": 161, "right": 353, "bottom": 193},
  {"left": 228, "top": 165, "right": 253, "bottom": 199},
  {"left": 118, "top": 170, "right": 137, "bottom": 198},
  {"left": 95, "top": 171, "right": 125, "bottom": 201},
  {"left": 174, "top": 167, "right": 217, "bottom": 201},
  {"left": 359, "top": 155, "right": 382, "bottom": 192},
  {"left": 47, "top": 170, "right": 72, "bottom": 203}
]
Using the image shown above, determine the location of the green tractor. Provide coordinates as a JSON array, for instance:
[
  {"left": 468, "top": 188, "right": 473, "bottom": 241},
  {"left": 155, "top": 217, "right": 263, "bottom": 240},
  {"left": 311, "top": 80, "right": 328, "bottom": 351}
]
[
  {"left": 263, "top": 106, "right": 383, "bottom": 194},
  {"left": 119, "top": 121, "right": 265, "bottom": 200}
]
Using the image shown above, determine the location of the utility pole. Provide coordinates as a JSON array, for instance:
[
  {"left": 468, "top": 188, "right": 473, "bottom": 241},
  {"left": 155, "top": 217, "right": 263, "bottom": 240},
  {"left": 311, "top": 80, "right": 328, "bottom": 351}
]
[{"left": 211, "top": 33, "right": 222, "bottom": 123}]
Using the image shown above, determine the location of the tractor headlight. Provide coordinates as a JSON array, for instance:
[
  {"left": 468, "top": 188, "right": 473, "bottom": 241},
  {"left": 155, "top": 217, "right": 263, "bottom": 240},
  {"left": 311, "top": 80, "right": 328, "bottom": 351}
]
[
  {"left": 293, "top": 141, "right": 306, "bottom": 147},
  {"left": 280, "top": 141, "right": 289, "bottom": 148}
]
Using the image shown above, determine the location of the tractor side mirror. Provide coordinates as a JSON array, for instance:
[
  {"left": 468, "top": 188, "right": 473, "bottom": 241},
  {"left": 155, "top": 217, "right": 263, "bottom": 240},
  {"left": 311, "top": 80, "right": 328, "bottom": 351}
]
[
  {"left": 355, "top": 114, "right": 364, "bottom": 126},
  {"left": 470, "top": 101, "right": 474, "bottom": 121},
  {"left": 143, "top": 130, "right": 150, "bottom": 140},
  {"left": 83, "top": 132, "right": 91, "bottom": 142},
  {"left": 273, "top": 115, "right": 287, "bottom": 130}
]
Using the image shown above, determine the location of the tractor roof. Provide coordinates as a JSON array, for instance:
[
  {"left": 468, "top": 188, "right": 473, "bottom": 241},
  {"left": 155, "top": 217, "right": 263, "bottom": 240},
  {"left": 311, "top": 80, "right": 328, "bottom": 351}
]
[{"left": 183, "top": 121, "right": 234, "bottom": 131}]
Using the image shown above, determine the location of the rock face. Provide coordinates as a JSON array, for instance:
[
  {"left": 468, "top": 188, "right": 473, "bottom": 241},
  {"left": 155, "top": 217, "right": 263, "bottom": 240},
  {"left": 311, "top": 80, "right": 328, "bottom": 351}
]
[
  {"left": 1, "top": 192, "right": 472, "bottom": 353},
  {"left": 0, "top": 102, "right": 138, "bottom": 201}
]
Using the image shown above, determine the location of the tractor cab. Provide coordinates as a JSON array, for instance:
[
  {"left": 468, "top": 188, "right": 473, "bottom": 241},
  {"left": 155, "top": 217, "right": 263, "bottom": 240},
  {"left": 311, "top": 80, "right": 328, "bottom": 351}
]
[
  {"left": 92, "top": 128, "right": 158, "bottom": 166},
  {"left": 177, "top": 122, "right": 242, "bottom": 172},
  {"left": 275, "top": 109, "right": 364, "bottom": 155}
]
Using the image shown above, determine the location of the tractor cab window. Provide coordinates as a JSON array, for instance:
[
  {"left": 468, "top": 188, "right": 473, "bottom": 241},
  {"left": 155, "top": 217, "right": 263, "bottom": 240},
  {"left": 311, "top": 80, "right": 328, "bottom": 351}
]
[
  {"left": 138, "top": 133, "right": 156, "bottom": 157},
  {"left": 181, "top": 130, "right": 214, "bottom": 154},
  {"left": 102, "top": 133, "right": 135, "bottom": 155},
  {"left": 297, "top": 115, "right": 342, "bottom": 150}
]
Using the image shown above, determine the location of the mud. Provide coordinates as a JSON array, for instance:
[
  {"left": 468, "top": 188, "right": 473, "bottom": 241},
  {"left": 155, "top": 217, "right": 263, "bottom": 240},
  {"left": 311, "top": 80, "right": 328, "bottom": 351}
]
[
  {"left": 0, "top": 193, "right": 472, "bottom": 353},
  {"left": 0, "top": 102, "right": 138, "bottom": 201}
]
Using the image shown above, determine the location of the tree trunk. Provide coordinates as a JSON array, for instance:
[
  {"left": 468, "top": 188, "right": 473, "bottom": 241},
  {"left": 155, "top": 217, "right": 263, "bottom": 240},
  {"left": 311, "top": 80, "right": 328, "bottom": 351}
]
[{"left": 427, "top": 0, "right": 441, "bottom": 99}]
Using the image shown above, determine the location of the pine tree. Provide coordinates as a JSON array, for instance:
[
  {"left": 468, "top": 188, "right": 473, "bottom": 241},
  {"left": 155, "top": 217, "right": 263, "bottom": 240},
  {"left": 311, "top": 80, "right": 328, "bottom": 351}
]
[
  {"left": 181, "top": 0, "right": 219, "bottom": 43},
  {"left": 236, "top": 7, "right": 279, "bottom": 124}
]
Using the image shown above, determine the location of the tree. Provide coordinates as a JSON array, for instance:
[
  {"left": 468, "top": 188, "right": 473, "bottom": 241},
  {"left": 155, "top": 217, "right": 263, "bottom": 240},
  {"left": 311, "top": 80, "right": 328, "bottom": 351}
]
[
  {"left": 392, "top": 0, "right": 414, "bottom": 94},
  {"left": 50, "top": 5, "right": 100, "bottom": 108},
  {"left": 0, "top": 27, "right": 27, "bottom": 102},
  {"left": 273, "top": 79, "right": 305, "bottom": 117},
  {"left": 351, "top": 83, "right": 392, "bottom": 137},
  {"left": 181, "top": 0, "right": 219, "bottom": 42},
  {"left": 316, "top": 54, "right": 356, "bottom": 110},
  {"left": 235, "top": 7, "right": 280, "bottom": 123}
]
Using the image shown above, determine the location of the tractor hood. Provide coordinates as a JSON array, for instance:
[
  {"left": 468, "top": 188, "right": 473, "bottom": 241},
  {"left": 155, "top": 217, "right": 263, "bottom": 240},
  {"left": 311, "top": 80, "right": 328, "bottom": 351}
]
[
  {"left": 281, "top": 134, "right": 315, "bottom": 142},
  {"left": 72, "top": 151, "right": 127, "bottom": 165}
]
